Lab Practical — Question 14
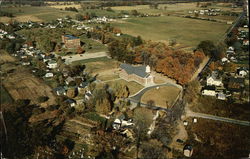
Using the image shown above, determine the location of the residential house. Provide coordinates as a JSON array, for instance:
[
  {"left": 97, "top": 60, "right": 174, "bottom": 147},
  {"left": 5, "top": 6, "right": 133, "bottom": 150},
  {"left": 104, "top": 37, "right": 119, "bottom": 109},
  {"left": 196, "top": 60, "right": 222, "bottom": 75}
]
[
  {"left": 183, "top": 145, "right": 193, "bottom": 157},
  {"left": 65, "top": 76, "right": 75, "bottom": 85},
  {"left": 84, "top": 90, "right": 92, "bottom": 101},
  {"left": 62, "top": 35, "right": 80, "bottom": 49},
  {"left": 216, "top": 92, "right": 226, "bottom": 100},
  {"left": 206, "top": 71, "right": 223, "bottom": 86},
  {"left": 221, "top": 57, "right": 229, "bottom": 63},
  {"left": 54, "top": 86, "right": 67, "bottom": 96},
  {"left": 47, "top": 60, "right": 58, "bottom": 69},
  {"left": 112, "top": 113, "right": 134, "bottom": 130},
  {"left": 228, "top": 77, "right": 245, "bottom": 92},
  {"left": 119, "top": 64, "right": 154, "bottom": 86},
  {"left": 45, "top": 72, "right": 54, "bottom": 78},
  {"left": 64, "top": 99, "right": 76, "bottom": 107},
  {"left": 237, "top": 68, "right": 248, "bottom": 77},
  {"left": 201, "top": 86, "right": 216, "bottom": 96}
]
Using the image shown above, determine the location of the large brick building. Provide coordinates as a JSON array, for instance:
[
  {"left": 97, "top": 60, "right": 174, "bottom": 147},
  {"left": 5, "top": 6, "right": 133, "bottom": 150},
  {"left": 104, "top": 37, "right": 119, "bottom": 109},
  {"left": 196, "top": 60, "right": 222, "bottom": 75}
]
[
  {"left": 62, "top": 35, "right": 80, "bottom": 49},
  {"left": 119, "top": 64, "right": 154, "bottom": 86}
]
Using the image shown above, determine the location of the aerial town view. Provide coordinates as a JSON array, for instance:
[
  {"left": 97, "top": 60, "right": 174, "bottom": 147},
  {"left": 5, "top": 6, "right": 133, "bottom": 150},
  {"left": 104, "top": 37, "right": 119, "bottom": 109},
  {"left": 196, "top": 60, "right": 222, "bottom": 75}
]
[{"left": 0, "top": 0, "right": 249, "bottom": 158}]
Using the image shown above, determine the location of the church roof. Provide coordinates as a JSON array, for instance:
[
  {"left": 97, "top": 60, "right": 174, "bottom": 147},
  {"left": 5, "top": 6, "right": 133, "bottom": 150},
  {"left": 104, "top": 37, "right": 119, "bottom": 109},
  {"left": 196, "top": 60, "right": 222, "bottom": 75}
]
[{"left": 120, "top": 64, "right": 150, "bottom": 78}]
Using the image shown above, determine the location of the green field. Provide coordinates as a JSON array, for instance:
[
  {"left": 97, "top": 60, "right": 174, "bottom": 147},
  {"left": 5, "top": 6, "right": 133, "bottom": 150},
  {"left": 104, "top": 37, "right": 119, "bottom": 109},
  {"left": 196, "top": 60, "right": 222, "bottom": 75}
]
[
  {"left": 0, "top": 85, "right": 13, "bottom": 104},
  {"left": 112, "top": 16, "right": 229, "bottom": 47}
]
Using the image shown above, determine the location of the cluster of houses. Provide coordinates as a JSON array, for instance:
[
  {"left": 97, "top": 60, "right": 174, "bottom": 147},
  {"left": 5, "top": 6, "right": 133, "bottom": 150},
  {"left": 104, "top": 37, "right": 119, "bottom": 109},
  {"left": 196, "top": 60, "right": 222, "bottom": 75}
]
[
  {"left": 188, "top": 8, "right": 221, "bottom": 16},
  {"left": 221, "top": 46, "right": 237, "bottom": 63},
  {"left": 87, "top": 16, "right": 114, "bottom": 24},
  {"left": 222, "top": 25, "right": 249, "bottom": 64},
  {"left": 237, "top": 25, "right": 249, "bottom": 46},
  {"left": 201, "top": 68, "right": 248, "bottom": 101},
  {"left": 0, "top": 29, "right": 15, "bottom": 39}
]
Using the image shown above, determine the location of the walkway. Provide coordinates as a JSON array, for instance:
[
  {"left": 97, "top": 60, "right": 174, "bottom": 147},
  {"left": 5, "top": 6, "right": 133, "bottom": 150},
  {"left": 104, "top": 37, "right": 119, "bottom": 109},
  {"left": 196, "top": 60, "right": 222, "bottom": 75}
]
[{"left": 186, "top": 110, "right": 250, "bottom": 126}]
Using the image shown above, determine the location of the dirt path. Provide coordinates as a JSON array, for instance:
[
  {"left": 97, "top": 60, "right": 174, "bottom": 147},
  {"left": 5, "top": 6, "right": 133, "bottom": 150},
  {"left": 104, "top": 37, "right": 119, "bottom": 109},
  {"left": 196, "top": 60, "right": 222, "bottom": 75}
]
[
  {"left": 169, "top": 120, "right": 188, "bottom": 151},
  {"left": 190, "top": 56, "right": 210, "bottom": 81}
]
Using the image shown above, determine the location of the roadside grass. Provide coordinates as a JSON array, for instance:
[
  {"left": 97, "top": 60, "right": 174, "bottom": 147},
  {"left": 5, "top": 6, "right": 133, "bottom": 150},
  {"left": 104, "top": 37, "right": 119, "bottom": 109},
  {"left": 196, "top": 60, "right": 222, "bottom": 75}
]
[
  {"left": 106, "top": 79, "right": 144, "bottom": 95},
  {"left": 141, "top": 85, "right": 181, "bottom": 108},
  {"left": 112, "top": 16, "right": 229, "bottom": 47}
]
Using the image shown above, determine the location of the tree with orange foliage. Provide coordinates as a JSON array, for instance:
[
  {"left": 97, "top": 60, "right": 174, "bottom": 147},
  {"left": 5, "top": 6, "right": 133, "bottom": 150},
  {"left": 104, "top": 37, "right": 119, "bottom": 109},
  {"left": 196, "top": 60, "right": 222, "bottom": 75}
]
[{"left": 77, "top": 46, "right": 85, "bottom": 54}]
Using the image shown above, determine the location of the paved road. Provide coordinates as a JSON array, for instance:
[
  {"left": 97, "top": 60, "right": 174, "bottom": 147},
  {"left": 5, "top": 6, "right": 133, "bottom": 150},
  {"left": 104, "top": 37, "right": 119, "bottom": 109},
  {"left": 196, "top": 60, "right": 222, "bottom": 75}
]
[
  {"left": 62, "top": 51, "right": 108, "bottom": 64},
  {"left": 186, "top": 110, "right": 250, "bottom": 126}
]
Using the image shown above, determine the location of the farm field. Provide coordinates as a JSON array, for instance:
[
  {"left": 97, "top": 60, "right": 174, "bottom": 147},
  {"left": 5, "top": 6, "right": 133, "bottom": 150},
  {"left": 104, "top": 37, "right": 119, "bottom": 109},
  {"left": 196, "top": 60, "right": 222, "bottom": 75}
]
[
  {"left": 0, "top": 6, "right": 78, "bottom": 22},
  {"left": 112, "top": 16, "right": 229, "bottom": 47},
  {"left": 3, "top": 70, "right": 57, "bottom": 107},
  {"left": 141, "top": 85, "right": 181, "bottom": 108},
  {"left": 184, "top": 118, "right": 250, "bottom": 159}
]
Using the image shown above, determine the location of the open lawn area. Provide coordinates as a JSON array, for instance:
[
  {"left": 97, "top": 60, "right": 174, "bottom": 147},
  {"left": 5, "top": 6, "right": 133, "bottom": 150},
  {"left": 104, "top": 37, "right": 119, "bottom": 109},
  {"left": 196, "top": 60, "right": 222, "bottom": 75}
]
[
  {"left": 141, "top": 85, "right": 181, "bottom": 108},
  {"left": 112, "top": 16, "right": 229, "bottom": 47},
  {"left": 107, "top": 79, "right": 144, "bottom": 95},
  {"left": 72, "top": 57, "right": 119, "bottom": 73},
  {"left": 72, "top": 57, "right": 121, "bottom": 82}
]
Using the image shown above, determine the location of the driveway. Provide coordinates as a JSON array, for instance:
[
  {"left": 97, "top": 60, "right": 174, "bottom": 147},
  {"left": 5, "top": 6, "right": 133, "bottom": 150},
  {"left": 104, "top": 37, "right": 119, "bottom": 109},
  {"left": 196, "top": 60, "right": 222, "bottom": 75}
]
[{"left": 62, "top": 51, "right": 108, "bottom": 64}]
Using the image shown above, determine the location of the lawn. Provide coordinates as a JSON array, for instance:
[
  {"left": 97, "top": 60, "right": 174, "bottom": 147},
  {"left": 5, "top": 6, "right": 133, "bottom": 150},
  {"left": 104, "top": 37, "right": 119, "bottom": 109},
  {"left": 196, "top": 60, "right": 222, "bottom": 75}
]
[
  {"left": 107, "top": 79, "right": 144, "bottom": 95},
  {"left": 0, "top": 85, "right": 13, "bottom": 104},
  {"left": 72, "top": 57, "right": 119, "bottom": 71},
  {"left": 141, "top": 85, "right": 181, "bottom": 108},
  {"left": 112, "top": 16, "right": 229, "bottom": 47}
]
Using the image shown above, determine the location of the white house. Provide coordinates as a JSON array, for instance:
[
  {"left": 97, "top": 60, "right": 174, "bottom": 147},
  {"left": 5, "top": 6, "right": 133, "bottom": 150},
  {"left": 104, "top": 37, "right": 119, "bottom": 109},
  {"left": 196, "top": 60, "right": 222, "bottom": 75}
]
[
  {"left": 47, "top": 60, "right": 57, "bottom": 69},
  {"left": 64, "top": 99, "right": 76, "bottom": 107},
  {"left": 45, "top": 72, "right": 54, "bottom": 78},
  {"left": 221, "top": 57, "right": 229, "bottom": 63},
  {"left": 206, "top": 71, "right": 223, "bottom": 86},
  {"left": 217, "top": 92, "right": 226, "bottom": 100},
  {"left": 113, "top": 117, "right": 134, "bottom": 130},
  {"left": 202, "top": 89, "right": 216, "bottom": 96}
]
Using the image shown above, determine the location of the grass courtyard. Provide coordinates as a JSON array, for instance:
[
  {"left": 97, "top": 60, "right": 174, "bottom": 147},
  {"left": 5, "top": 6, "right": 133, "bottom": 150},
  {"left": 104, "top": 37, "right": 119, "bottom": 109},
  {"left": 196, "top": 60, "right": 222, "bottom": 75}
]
[{"left": 141, "top": 85, "right": 181, "bottom": 108}]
